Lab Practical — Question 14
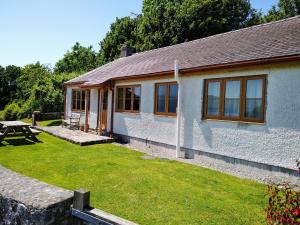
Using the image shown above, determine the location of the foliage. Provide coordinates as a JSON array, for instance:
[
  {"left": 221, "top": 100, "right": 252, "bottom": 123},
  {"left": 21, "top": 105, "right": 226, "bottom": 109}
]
[
  {"left": 16, "top": 62, "right": 52, "bottom": 100},
  {"left": 0, "top": 111, "right": 4, "bottom": 121},
  {"left": 137, "top": 0, "right": 253, "bottom": 51},
  {"left": 97, "top": 16, "right": 140, "bottom": 65},
  {"left": 2, "top": 102, "right": 21, "bottom": 121},
  {"left": 265, "top": 0, "right": 300, "bottom": 22},
  {"left": 0, "top": 65, "right": 21, "bottom": 110},
  {"left": 266, "top": 161, "right": 300, "bottom": 224},
  {"left": 0, "top": 132, "right": 266, "bottom": 225},
  {"left": 98, "top": 0, "right": 259, "bottom": 63},
  {"left": 54, "top": 42, "right": 98, "bottom": 73}
]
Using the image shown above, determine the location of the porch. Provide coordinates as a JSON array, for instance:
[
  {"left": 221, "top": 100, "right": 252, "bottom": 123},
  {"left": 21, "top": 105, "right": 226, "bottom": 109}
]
[
  {"left": 65, "top": 83, "right": 113, "bottom": 135},
  {"left": 37, "top": 126, "right": 113, "bottom": 146}
]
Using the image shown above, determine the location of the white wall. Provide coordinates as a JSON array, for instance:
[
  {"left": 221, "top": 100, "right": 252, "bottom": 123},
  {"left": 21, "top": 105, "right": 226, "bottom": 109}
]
[
  {"left": 113, "top": 62, "right": 300, "bottom": 169},
  {"left": 66, "top": 87, "right": 72, "bottom": 117},
  {"left": 89, "top": 89, "right": 98, "bottom": 129}
]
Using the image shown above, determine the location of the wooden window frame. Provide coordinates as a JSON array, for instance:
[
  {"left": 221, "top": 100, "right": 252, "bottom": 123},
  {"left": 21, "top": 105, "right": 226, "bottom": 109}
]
[
  {"left": 116, "top": 85, "right": 141, "bottom": 113},
  {"left": 154, "top": 82, "right": 178, "bottom": 116},
  {"left": 72, "top": 89, "right": 86, "bottom": 112},
  {"left": 203, "top": 75, "right": 266, "bottom": 123}
]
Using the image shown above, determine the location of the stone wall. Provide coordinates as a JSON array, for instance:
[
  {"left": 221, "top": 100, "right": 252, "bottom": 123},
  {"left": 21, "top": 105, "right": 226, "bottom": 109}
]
[
  {"left": 0, "top": 166, "right": 73, "bottom": 225},
  {"left": 34, "top": 112, "right": 63, "bottom": 121}
]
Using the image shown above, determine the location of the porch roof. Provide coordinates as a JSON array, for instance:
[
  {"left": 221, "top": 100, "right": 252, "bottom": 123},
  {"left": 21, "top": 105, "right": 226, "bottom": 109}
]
[{"left": 65, "top": 16, "right": 300, "bottom": 86}]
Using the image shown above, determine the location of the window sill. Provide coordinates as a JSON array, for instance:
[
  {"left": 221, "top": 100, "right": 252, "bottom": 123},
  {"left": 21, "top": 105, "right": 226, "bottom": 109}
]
[
  {"left": 154, "top": 113, "right": 177, "bottom": 118},
  {"left": 202, "top": 118, "right": 265, "bottom": 125}
]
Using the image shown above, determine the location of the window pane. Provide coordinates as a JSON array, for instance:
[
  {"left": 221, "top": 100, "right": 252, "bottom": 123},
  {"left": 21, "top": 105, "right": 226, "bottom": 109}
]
[
  {"left": 157, "top": 84, "right": 166, "bottom": 112},
  {"left": 133, "top": 86, "right": 141, "bottom": 111},
  {"left": 168, "top": 84, "right": 178, "bottom": 113},
  {"left": 117, "top": 88, "right": 124, "bottom": 110},
  {"left": 245, "top": 79, "right": 263, "bottom": 119},
  {"left": 224, "top": 80, "right": 240, "bottom": 117},
  {"left": 103, "top": 90, "right": 108, "bottom": 110},
  {"left": 81, "top": 91, "right": 85, "bottom": 110},
  {"left": 72, "top": 100, "right": 76, "bottom": 110},
  {"left": 125, "top": 87, "right": 132, "bottom": 110},
  {"left": 207, "top": 82, "right": 220, "bottom": 116}
]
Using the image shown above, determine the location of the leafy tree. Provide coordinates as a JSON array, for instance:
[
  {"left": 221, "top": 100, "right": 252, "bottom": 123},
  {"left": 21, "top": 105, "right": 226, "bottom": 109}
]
[
  {"left": 98, "top": 0, "right": 258, "bottom": 63},
  {"left": 0, "top": 65, "right": 21, "bottom": 110},
  {"left": 265, "top": 0, "right": 300, "bottom": 22},
  {"left": 97, "top": 16, "right": 140, "bottom": 65},
  {"left": 138, "top": 0, "right": 254, "bottom": 50},
  {"left": 17, "top": 62, "right": 51, "bottom": 100},
  {"left": 54, "top": 42, "right": 97, "bottom": 73}
]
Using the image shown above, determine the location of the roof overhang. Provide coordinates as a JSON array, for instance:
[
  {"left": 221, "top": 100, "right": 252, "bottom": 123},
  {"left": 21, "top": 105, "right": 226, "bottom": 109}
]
[{"left": 63, "top": 54, "right": 300, "bottom": 87}]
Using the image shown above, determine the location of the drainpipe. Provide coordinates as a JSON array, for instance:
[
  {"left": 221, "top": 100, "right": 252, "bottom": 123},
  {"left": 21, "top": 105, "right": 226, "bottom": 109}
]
[{"left": 175, "top": 60, "right": 181, "bottom": 158}]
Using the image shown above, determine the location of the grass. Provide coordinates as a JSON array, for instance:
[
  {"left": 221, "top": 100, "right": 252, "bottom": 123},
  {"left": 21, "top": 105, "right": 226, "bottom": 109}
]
[
  {"left": 0, "top": 133, "right": 266, "bottom": 225},
  {"left": 20, "top": 118, "right": 62, "bottom": 127}
]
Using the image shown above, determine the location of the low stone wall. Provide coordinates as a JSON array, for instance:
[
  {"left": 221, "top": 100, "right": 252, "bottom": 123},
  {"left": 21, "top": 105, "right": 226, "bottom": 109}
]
[
  {"left": 33, "top": 112, "right": 63, "bottom": 121},
  {"left": 0, "top": 166, "right": 73, "bottom": 225}
]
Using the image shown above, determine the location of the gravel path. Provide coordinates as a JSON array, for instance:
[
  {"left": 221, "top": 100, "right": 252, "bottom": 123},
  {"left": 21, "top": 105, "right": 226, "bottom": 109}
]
[{"left": 115, "top": 143, "right": 299, "bottom": 186}]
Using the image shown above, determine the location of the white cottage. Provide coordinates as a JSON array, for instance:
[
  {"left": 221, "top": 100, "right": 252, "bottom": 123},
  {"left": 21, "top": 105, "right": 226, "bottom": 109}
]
[{"left": 64, "top": 16, "right": 300, "bottom": 173}]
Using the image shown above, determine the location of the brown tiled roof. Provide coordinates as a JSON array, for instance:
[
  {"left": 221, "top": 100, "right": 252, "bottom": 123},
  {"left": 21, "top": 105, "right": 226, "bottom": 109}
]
[{"left": 65, "top": 16, "right": 300, "bottom": 85}]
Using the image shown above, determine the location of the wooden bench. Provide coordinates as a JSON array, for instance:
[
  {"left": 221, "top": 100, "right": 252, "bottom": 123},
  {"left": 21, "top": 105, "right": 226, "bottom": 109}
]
[
  {"left": 30, "top": 128, "right": 41, "bottom": 135},
  {"left": 62, "top": 113, "right": 81, "bottom": 130}
]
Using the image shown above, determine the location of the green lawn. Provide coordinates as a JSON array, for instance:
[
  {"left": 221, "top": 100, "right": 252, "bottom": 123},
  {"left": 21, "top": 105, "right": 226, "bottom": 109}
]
[
  {"left": 0, "top": 132, "right": 266, "bottom": 225},
  {"left": 21, "top": 118, "right": 62, "bottom": 127}
]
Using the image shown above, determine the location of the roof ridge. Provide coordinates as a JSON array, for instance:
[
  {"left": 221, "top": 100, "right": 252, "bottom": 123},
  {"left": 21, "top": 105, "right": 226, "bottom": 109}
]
[{"left": 129, "top": 15, "right": 300, "bottom": 58}]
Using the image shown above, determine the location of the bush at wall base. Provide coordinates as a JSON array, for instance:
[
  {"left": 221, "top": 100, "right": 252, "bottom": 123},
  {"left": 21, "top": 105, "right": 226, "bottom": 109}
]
[{"left": 266, "top": 160, "right": 300, "bottom": 225}]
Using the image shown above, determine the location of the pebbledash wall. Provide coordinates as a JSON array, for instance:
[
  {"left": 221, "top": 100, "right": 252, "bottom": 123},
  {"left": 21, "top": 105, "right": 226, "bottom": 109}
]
[{"left": 113, "top": 62, "right": 300, "bottom": 170}]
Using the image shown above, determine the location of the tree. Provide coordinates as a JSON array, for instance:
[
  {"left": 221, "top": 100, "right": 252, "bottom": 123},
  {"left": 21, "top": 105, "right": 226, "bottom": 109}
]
[
  {"left": 17, "top": 62, "right": 51, "bottom": 100},
  {"left": 54, "top": 42, "right": 97, "bottom": 73},
  {"left": 265, "top": 0, "right": 300, "bottom": 22},
  {"left": 97, "top": 0, "right": 258, "bottom": 64},
  {"left": 0, "top": 65, "right": 21, "bottom": 110},
  {"left": 97, "top": 16, "right": 140, "bottom": 65}
]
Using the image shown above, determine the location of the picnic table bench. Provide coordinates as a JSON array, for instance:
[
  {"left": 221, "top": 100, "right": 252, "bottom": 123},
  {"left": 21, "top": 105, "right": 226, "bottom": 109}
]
[{"left": 0, "top": 121, "right": 40, "bottom": 142}]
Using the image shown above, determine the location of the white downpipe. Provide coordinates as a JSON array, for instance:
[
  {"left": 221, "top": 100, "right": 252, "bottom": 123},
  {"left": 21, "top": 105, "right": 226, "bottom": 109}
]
[{"left": 175, "top": 60, "right": 181, "bottom": 158}]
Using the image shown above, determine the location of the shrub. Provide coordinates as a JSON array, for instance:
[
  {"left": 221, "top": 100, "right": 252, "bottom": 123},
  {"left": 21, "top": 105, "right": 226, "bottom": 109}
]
[
  {"left": 2, "top": 102, "right": 21, "bottom": 120},
  {"left": 266, "top": 161, "right": 300, "bottom": 224},
  {"left": 0, "top": 111, "right": 4, "bottom": 121}
]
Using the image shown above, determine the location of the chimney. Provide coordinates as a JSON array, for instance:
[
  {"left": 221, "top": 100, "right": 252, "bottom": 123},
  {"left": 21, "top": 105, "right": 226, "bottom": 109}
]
[{"left": 120, "top": 45, "right": 134, "bottom": 57}]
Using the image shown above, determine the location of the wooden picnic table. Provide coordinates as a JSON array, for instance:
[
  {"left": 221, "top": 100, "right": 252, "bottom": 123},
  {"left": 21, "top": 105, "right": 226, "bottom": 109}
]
[{"left": 0, "top": 121, "right": 40, "bottom": 142}]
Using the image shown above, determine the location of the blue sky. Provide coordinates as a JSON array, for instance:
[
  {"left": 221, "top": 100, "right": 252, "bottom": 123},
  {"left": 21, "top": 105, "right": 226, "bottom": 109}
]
[{"left": 0, "top": 0, "right": 277, "bottom": 67}]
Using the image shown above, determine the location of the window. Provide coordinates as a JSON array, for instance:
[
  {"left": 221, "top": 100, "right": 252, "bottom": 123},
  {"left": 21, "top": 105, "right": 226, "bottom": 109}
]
[
  {"left": 72, "top": 89, "right": 86, "bottom": 111},
  {"left": 203, "top": 75, "right": 266, "bottom": 123},
  {"left": 116, "top": 85, "right": 141, "bottom": 112},
  {"left": 155, "top": 82, "right": 178, "bottom": 116}
]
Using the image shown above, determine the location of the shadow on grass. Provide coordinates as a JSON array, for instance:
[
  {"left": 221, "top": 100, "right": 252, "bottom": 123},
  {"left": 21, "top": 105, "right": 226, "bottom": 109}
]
[
  {"left": 1, "top": 137, "right": 42, "bottom": 146},
  {"left": 44, "top": 120, "right": 62, "bottom": 127}
]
